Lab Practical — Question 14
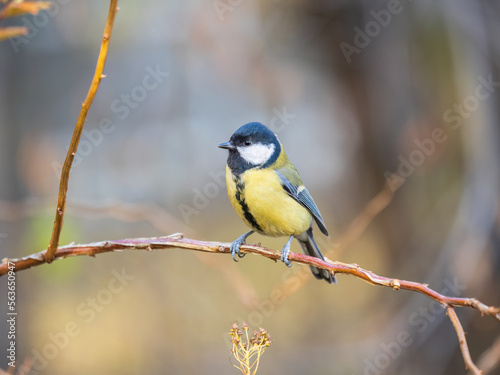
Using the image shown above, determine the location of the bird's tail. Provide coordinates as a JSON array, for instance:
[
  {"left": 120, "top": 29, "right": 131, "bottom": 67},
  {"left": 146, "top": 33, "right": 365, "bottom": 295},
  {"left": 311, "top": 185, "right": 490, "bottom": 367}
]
[{"left": 297, "top": 228, "right": 336, "bottom": 284}]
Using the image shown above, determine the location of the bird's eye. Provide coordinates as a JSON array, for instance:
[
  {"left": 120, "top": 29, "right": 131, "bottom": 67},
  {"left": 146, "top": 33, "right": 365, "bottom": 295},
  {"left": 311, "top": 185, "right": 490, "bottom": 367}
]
[{"left": 244, "top": 140, "right": 252, "bottom": 146}]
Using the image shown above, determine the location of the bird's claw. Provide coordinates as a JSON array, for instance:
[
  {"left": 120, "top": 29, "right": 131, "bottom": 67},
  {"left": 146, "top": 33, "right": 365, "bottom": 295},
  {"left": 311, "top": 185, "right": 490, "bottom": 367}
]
[
  {"left": 282, "top": 256, "right": 292, "bottom": 267},
  {"left": 229, "top": 231, "right": 254, "bottom": 262},
  {"left": 230, "top": 240, "right": 246, "bottom": 261}
]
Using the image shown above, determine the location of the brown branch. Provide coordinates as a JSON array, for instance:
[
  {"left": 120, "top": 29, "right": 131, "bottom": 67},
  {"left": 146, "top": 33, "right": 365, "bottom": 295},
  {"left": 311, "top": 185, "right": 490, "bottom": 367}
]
[
  {"left": 1, "top": 234, "right": 499, "bottom": 371},
  {"left": 44, "top": 0, "right": 119, "bottom": 263},
  {"left": 447, "top": 306, "right": 483, "bottom": 375},
  {"left": 0, "top": 198, "right": 260, "bottom": 308},
  {"left": 270, "top": 176, "right": 404, "bottom": 298},
  {"left": 333, "top": 175, "right": 403, "bottom": 255},
  {"left": 1, "top": 234, "right": 499, "bottom": 320}
]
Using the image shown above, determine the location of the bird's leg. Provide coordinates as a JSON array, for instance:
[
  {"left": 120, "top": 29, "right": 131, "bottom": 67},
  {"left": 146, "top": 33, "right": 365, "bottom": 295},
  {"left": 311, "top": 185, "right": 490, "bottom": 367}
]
[
  {"left": 280, "top": 235, "right": 294, "bottom": 267},
  {"left": 230, "top": 231, "right": 254, "bottom": 261}
]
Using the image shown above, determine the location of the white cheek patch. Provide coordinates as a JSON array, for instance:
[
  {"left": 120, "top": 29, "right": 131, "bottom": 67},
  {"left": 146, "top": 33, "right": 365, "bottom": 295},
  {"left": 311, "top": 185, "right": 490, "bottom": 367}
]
[{"left": 237, "top": 143, "right": 275, "bottom": 165}]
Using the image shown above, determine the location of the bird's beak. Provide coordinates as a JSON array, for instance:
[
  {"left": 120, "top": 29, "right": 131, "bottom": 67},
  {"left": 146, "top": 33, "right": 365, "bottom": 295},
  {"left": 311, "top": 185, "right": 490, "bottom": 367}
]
[{"left": 218, "top": 141, "right": 235, "bottom": 150}]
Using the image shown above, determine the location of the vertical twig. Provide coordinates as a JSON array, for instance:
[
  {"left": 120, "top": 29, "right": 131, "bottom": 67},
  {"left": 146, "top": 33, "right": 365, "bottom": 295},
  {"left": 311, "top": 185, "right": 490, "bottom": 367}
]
[
  {"left": 447, "top": 306, "right": 483, "bottom": 375},
  {"left": 45, "top": 0, "right": 119, "bottom": 263}
]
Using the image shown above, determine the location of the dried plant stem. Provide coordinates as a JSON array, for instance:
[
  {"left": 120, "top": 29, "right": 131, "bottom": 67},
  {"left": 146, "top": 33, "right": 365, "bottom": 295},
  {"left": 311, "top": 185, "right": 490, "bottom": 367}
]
[
  {"left": 229, "top": 323, "right": 271, "bottom": 375},
  {"left": 44, "top": 0, "right": 119, "bottom": 263}
]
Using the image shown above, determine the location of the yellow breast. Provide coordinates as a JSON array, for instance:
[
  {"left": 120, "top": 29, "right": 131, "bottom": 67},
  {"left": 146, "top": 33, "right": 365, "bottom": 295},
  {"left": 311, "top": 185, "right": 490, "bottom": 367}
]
[{"left": 226, "top": 166, "right": 312, "bottom": 237}]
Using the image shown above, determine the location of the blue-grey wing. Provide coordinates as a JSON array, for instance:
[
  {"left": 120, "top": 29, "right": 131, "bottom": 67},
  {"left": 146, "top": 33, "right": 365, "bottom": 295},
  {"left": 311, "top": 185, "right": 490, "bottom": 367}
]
[{"left": 276, "top": 170, "right": 329, "bottom": 237}]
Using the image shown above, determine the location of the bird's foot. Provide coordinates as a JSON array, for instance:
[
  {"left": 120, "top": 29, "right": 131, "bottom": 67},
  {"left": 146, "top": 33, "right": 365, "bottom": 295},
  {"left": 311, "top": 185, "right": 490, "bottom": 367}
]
[
  {"left": 280, "top": 236, "right": 294, "bottom": 267},
  {"left": 230, "top": 231, "right": 254, "bottom": 262}
]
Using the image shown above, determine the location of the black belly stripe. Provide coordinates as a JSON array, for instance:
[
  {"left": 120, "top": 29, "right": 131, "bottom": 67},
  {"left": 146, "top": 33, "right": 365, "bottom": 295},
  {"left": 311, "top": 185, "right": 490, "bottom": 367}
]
[{"left": 235, "top": 178, "right": 263, "bottom": 232}]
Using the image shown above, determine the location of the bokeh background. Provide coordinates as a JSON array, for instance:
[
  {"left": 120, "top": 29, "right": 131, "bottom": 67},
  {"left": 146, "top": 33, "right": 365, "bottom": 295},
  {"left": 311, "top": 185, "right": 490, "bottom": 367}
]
[{"left": 1, "top": 0, "right": 500, "bottom": 374}]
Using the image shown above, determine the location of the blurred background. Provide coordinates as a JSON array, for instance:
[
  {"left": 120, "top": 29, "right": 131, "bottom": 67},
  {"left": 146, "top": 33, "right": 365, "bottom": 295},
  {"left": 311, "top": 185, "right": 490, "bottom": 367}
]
[{"left": 1, "top": 0, "right": 500, "bottom": 374}]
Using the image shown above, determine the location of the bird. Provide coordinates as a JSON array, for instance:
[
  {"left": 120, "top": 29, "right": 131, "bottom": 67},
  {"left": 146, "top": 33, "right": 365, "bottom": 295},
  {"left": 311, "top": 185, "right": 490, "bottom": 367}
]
[{"left": 218, "top": 122, "right": 336, "bottom": 284}]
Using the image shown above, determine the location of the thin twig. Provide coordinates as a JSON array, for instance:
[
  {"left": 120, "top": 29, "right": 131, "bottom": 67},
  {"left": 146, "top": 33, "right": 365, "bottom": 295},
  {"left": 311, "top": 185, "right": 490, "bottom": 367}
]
[
  {"left": 1, "top": 234, "right": 498, "bottom": 320},
  {"left": 447, "top": 306, "right": 483, "bottom": 375},
  {"left": 0, "top": 198, "right": 260, "bottom": 307},
  {"left": 1, "top": 234, "right": 498, "bottom": 372},
  {"left": 44, "top": 0, "right": 119, "bottom": 263},
  {"left": 333, "top": 175, "right": 403, "bottom": 255},
  {"left": 270, "top": 176, "right": 404, "bottom": 297}
]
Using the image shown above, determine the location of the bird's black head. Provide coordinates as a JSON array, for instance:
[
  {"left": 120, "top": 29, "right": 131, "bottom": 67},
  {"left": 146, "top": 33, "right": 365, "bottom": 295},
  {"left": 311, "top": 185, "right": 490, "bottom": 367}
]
[{"left": 219, "top": 122, "right": 281, "bottom": 175}]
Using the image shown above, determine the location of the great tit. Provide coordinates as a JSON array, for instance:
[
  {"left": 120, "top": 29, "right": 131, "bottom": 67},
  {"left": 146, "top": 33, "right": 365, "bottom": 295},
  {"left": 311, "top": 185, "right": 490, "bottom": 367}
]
[{"left": 218, "top": 122, "right": 336, "bottom": 284}]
